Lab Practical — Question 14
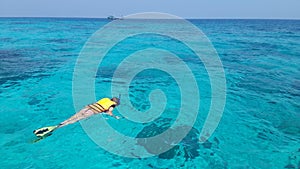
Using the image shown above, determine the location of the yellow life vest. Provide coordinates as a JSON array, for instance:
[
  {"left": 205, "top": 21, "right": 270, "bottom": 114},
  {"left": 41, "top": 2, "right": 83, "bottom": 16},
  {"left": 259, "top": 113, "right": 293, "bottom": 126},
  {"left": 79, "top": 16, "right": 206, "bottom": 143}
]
[
  {"left": 97, "top": 98, "right": 117, "bottom": 110},
  {"left": 87, "top": 98, "right": 117, "bottom": 113}
]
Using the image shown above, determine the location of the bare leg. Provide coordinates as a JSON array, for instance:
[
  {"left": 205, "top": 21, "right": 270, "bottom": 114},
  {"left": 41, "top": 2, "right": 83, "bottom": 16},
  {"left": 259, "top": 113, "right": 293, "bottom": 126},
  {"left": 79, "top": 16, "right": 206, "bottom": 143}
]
[{"left": 57, "top": 107, "right": 96, "bottom": 128}]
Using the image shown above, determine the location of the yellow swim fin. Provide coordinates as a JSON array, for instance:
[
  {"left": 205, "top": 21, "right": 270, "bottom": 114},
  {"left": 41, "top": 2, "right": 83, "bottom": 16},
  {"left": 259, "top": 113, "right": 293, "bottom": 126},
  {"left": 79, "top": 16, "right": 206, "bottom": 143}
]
[{"left": 33, "top": 125, "right": 58, "bottom": 137}]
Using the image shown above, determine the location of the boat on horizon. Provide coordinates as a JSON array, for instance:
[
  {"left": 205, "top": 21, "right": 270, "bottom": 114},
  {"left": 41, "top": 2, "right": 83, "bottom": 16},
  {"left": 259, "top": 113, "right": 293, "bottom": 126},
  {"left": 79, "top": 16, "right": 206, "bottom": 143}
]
[{"left": 107, "top": 15, "right": 123, "bottom": 20}]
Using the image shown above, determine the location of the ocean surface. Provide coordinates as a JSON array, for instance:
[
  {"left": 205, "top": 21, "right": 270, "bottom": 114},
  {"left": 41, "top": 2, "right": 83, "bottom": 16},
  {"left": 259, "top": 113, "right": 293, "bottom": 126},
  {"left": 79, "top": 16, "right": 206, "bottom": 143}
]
[{"left": 0, "top": 18, "right": 299, "bottom": 168}]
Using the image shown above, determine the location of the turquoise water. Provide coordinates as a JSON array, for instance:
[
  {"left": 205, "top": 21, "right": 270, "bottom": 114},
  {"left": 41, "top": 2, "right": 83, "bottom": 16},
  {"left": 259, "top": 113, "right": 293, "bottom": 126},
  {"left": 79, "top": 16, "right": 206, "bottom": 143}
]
[{"left": 0, "top": 18, "right": 299, "bottom": 168}]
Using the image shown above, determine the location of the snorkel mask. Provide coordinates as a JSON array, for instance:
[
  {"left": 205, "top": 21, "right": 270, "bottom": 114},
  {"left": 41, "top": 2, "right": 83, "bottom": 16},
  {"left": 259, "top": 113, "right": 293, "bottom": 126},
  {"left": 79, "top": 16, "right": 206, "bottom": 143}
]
[{"left": 111, "top": 94, "right": 121, "bottom": 106}]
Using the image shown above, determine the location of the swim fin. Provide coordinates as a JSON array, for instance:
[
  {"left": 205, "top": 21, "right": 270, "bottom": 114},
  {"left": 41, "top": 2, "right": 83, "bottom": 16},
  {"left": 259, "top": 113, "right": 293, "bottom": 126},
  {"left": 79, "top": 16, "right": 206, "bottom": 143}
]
[
  {"left": 33, "top": 125, "right": 58, "bottom": 137},
  {"left": 32, "top": 132, "right": 53, "bottom": 143}
]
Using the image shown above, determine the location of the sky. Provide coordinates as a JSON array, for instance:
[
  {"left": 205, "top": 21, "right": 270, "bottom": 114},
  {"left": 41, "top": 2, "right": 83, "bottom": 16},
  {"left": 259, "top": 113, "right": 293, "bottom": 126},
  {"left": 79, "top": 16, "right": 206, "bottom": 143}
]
[{"left": 0, "top": 0, "right": 299, "bottom": 19}]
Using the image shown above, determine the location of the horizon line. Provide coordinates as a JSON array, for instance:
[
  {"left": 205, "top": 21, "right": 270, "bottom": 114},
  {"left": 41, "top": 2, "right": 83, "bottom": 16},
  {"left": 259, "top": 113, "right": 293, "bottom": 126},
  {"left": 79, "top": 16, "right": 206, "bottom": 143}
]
[{"left": 0, "top": 16, "right": 299, "bottom": 20}]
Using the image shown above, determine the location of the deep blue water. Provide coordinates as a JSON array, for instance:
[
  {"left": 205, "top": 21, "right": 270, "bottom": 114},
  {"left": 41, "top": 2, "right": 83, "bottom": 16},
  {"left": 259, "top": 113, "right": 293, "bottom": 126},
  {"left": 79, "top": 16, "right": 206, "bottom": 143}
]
[{"left": 0, "top": 18, "right": 299, "bottom": 168}]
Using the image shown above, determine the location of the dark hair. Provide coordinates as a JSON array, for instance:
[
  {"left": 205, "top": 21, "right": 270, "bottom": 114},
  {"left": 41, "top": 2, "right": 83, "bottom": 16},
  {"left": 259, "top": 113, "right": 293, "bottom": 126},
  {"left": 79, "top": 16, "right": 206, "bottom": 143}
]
[{"left": 111, "top": 97, "right": 120, "bottom": 105}]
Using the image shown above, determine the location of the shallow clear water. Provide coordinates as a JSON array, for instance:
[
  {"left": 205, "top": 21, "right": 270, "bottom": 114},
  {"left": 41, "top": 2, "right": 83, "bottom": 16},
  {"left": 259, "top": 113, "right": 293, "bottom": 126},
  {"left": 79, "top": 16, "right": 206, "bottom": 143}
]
[{"left": 0, "top": 18, "right": 299, "bottom": 168}]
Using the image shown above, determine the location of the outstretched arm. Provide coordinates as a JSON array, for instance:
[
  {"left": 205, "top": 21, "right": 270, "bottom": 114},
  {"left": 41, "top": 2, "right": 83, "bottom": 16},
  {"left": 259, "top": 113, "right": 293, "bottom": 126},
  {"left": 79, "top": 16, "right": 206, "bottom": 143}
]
[{"left": 107, "top": 107, "right": 121, "bottom": 119}]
